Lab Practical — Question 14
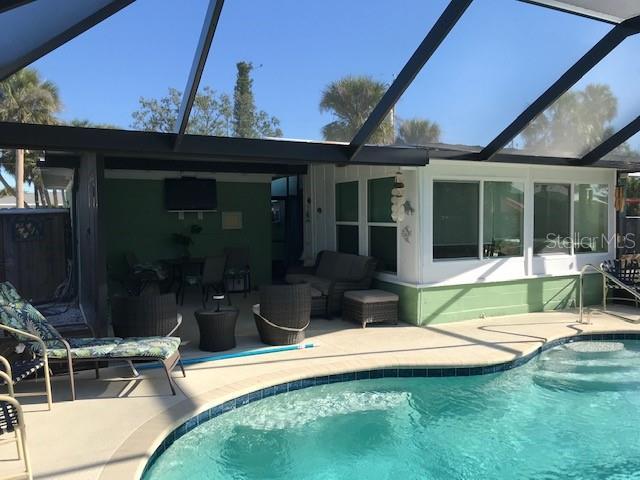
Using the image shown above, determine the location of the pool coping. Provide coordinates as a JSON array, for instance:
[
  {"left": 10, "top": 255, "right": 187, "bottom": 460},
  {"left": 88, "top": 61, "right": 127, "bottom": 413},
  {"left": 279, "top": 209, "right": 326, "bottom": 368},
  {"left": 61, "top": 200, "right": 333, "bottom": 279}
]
[{"left": 135, "top": 331, "right": 640, "bottom": 479}]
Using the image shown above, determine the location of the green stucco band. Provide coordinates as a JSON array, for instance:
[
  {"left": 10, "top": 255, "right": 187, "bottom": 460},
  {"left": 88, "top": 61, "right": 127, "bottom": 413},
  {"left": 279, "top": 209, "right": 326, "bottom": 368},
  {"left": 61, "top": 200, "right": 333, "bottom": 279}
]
[
  {"left": 104, "top": 179, "right": 271, "bottom": 287},
  {"left": 375, "top": 273, "right": 602, "bottom": 326}
]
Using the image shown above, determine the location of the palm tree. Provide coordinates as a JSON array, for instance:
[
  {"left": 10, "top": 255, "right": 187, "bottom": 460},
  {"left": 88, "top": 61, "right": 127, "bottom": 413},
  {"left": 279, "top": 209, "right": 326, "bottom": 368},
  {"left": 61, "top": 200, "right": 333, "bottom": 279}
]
[
  {"left": 319, "top": 76, "right": 394, "bottom": 144},
  {"left": 0, "top": 68, "right": 61, "bottom": 206},
  {"left": 521, "top": 83, "right": 618, "bottom": 156},
  {"left": 396, "top": 118, "right": 441, "bottom": 145}
]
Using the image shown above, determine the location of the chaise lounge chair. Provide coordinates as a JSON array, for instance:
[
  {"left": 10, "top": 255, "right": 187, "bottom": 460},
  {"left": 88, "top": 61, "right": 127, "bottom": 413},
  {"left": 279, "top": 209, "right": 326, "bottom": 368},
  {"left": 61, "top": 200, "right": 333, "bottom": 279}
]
[{"left": 0, "top": 282, "right": 184, "bottom": 401}]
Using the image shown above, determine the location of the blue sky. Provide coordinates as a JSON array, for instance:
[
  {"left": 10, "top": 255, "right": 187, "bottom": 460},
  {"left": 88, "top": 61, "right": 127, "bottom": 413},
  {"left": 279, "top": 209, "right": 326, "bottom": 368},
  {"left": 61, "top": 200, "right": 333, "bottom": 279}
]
[{"left": 30, "top": 0, "right": 639, "bottom": 150}]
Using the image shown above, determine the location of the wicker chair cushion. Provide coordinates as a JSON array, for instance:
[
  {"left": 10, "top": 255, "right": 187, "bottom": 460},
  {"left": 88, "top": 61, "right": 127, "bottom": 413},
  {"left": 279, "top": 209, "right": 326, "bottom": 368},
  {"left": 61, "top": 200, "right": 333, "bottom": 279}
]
[
  {"left": 347, "top": 256, "right": 374, "bottom": 281},
  {"left": 285, "top": 274, "right": 331, "bottom": 295},
  {"left": 310, "top": 287, "right": 323, "bottom": 298},
  {"left": 284, "top": 273, "right": 315, "bottom": 285},
  {"left": 316, "top": 251, "right": 348, "bottom": 280},
  {"left": 343, "top": 290, "right": 399, "bottom": 303},
  {"left": 107, "top": 337, "right": 180, "bottom": 360}
]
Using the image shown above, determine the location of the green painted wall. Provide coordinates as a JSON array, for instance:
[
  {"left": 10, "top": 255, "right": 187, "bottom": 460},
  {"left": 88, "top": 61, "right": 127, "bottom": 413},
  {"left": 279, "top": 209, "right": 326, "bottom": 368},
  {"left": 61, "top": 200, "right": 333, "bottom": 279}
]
[
  {"left": 104, "top": 179, "right": 271, "bottom": 286},
  {"left": 376, "top": 273, "right": 602, "bottom": 326}
]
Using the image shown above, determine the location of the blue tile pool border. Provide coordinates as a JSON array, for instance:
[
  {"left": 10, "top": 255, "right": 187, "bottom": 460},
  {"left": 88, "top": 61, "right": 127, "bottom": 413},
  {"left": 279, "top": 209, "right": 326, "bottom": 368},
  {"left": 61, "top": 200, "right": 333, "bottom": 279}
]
[{"left": 141, "top": 332, "right": 640, "bottom": 477}]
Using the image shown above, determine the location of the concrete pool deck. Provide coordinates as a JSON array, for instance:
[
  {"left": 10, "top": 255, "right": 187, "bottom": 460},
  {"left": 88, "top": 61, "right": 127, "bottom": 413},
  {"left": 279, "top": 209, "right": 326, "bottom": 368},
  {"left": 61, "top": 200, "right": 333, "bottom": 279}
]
[{"left": 2, "top": 304, "right": 640, "bottom": 479}]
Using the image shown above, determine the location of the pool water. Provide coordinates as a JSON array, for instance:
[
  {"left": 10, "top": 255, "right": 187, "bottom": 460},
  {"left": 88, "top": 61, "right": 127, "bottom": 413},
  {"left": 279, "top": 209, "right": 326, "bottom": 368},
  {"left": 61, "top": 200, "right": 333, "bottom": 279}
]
[{"left": 145, "top": 341, "right": 640, "bottom": 479}]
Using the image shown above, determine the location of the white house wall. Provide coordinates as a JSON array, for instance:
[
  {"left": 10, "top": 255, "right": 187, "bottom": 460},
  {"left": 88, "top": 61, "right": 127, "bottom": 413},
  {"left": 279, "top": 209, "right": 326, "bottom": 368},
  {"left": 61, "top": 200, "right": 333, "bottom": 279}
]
[{"left": 307, "top": 159, "right": 616, "bottom": 288}]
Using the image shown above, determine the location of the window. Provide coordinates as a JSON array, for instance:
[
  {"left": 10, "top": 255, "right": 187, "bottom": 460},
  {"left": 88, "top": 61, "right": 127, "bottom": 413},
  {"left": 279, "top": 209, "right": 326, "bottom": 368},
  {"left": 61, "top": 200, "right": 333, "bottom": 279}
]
[
  {"left": 574, "top": 184, "right": 608, "bottom": 253},
  {"left": 368, "top": 177, "right": 397, "bottom": 273},
  {"left": 534, "top": 183, "right": 571, "bottom": 254},
  {"left": 271, "top": 176, "right": 298, "bottom": 197},
  {"left": 483, "top": 182, "right": 524, "bottom": 257},
  {"left": 335, "top": 181, "right": 358, "bottom": 255},
  {"left": 433, "top": 181, "right": 479, "bottom": 259}
]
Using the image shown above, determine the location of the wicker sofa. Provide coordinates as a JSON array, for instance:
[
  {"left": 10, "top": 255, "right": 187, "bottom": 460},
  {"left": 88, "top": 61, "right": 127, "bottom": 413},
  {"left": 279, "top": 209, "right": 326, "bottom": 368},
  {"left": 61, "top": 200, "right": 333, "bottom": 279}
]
[{"left": 285, "top": 251, "right": 377, "bottom": 315}]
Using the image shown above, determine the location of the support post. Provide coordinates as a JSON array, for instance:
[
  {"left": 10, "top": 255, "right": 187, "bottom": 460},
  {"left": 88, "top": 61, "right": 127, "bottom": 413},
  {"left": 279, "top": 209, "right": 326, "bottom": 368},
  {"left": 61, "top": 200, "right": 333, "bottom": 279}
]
[{"left": 16, "top": 148, "right": 24, "bottom": 208}]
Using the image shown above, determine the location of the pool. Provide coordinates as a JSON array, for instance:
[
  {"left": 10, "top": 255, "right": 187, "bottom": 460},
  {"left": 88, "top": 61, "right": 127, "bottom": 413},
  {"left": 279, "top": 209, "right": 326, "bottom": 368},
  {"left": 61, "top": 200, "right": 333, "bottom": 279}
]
[{"left": 144, "top": 339, "right": 640, "bottom": 479}]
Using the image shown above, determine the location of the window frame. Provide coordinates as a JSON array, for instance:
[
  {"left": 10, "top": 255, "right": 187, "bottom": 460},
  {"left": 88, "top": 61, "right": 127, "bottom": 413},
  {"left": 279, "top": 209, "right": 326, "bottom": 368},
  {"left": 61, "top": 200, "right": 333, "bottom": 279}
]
[
  {"left": 366, "top": 176, "right": 398, "bottom": 275},
  {"left": 432, "top": 177, "right": 526, "bottom": 262},
  {"left": 532, "top": 181, "right": 573, "bottom": 256},
  {"left": 530, "top": 180, "right": 611, "bottom": 257},
  {"left": 335, "top": 181, "right": 360, "bottom": 255}
]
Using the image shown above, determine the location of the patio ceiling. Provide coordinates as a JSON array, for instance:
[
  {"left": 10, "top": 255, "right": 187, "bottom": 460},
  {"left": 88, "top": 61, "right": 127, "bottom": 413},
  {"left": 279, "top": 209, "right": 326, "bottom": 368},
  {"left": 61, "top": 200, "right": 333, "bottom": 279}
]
[
  {"left": 525, "top": 1, "right": 640, "bottom": 23},
  {"left": 0, "top": 0, "right": 640, "bottom": 169}
]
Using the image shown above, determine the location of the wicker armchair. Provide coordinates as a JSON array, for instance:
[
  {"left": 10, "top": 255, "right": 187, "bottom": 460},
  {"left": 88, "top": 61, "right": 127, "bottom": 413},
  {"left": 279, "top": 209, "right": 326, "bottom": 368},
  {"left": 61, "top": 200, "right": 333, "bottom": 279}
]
[
  {"left": 111, "top": 293, "right": 181, "bottom": 337},
  {"left": 253, "top": 283, "right": 311, "bottom": 345}
]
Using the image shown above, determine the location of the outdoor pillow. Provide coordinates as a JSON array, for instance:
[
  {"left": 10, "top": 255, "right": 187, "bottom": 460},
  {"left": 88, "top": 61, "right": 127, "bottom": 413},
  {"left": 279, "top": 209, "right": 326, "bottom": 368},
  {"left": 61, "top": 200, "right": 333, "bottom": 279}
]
[
  {"left": 0, "top": 282, "right": 23, "bottom": 306},
  {"left": 0, "top": 298, "right": 62, "bottom": 344}
]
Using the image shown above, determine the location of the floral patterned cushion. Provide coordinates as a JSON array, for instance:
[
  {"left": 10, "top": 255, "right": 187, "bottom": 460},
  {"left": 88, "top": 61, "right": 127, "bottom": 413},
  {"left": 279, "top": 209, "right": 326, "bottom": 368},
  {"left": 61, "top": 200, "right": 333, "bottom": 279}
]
[
  {"left": 0, "top": 282, "right": 23, "bottom": 306},
  {"left": 0, "top": 299, "right": 62, "bottom": 343},
  {"left": 31, "top": 336, "right": 180, "bottom": 360},
  {"left": 107, "top": 337, "right": 181, "bottom": 360},
  {"left": 33, "top": 337, "right": 123, "bottom": 359}
]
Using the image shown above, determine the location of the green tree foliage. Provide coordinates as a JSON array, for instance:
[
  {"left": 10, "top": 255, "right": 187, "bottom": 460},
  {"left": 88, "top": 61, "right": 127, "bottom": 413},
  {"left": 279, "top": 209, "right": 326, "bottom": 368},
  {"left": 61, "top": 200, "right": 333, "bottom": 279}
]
[
  {"left": 68, "top": 118, "right": 120, "bottom": 129},
  {"left": 232, "top": 62, "right": 282, "bottom": 138},
  {"left": 625, "top": 176, "right": 640, "bottom": 216},
  {"left": 132, "top": 64, "right": 281, "bottom": 139},
  {"left": 396, "top": 118, "right": 441, "bottom": 145},
  {"left": 320, "top": 75, "right": 393, "bottom": 143},
  {"left": 0, "top": 68, "right": 61, "bottom": 205},
  {"left": 233, "top": 62, "right": 256, "bottom": 138},
  {"left": 132, "top": 86, "right": 232, "bottom": 136},
  {"left": 521, "top": 84, "right": 620, "bottom": 155}
]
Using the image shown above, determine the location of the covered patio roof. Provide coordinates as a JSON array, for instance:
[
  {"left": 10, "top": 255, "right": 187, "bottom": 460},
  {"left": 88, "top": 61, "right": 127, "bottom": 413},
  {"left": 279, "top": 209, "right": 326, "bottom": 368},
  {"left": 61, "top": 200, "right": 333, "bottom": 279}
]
[{"left": 1, "top": 0, "right": 640, "bottom": 169}]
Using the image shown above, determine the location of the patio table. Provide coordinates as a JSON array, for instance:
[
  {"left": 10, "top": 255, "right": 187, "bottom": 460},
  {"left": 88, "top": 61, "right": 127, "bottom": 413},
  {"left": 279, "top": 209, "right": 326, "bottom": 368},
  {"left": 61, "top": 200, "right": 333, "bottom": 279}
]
[{"left": 195, "top": 306, "right": 239, "bottom": 352}]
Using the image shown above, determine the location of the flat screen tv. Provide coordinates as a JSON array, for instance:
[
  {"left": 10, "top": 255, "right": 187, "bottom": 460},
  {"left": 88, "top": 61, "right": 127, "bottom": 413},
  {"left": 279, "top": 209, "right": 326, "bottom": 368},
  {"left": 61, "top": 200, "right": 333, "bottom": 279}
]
[{"left": 164, "top": 178, "right": 217, "bottom": 211}]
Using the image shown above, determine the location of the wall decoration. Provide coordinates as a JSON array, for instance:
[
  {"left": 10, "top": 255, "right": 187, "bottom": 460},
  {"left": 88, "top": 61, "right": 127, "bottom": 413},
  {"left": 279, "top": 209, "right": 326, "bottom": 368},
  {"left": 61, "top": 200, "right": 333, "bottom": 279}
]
[
  {"left": 13, "top": 217, "right": 44, "bottom": 242},
  {"left": 222, "top": 211, "right": 243, "bottom": 230},
  {"left": 401, "top": 225, "right": 412, "bottom": 244},
  {"left": 403, "top": 200, "right": 415, "bottom": 216},
  {"left": 391, "top": 171, "right": 406, "bottom": 223},
  {"left": 271, "top": 202, "right": 283, "bottom": 223},
  {"left": 305, "top": 197, "right": 312, "bottom": 223}
]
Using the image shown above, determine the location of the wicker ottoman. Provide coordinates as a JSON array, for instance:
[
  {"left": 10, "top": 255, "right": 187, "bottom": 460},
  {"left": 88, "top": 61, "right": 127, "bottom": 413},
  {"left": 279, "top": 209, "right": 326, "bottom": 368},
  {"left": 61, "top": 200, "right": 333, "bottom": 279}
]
[{"left": 342, "top": 290, "right": 399, "bottom": 328}]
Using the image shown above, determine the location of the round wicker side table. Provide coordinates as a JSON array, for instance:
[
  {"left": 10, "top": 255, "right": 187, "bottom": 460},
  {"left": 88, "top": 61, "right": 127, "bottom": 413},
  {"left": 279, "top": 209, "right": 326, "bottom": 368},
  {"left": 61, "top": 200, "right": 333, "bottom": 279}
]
[{"left": 195, "top": 307, "right": 239, "bottom": 352}]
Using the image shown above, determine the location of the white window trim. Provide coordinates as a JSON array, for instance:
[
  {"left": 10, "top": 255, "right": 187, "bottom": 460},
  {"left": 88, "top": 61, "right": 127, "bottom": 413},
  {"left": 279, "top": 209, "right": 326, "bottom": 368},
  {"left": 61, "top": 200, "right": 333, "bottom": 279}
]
[
  {"left": 533, "top": 181, "right": 610, "bottom": 258},
  {"left": 366, "top": 175, "right": 398, "bottom": 276},
  {"left": 432, "top": 178, "right": 526, "bottom": 262},
  {"left": 334, "top": 181, "right": 359, "bottom": 254}
]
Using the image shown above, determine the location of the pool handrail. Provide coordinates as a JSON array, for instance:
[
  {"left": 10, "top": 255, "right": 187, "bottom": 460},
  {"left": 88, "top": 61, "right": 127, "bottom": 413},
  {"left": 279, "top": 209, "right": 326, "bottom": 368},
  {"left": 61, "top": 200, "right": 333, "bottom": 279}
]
[{"left": 579, "top": 263, "right": 640, "bottom": 324}]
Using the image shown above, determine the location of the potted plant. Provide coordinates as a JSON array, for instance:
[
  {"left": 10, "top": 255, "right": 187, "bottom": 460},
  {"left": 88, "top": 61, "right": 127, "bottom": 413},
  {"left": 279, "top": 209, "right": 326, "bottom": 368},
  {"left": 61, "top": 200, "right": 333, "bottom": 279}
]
[{"left": 172, "top": 224, "right": 202, "bottom": 258}]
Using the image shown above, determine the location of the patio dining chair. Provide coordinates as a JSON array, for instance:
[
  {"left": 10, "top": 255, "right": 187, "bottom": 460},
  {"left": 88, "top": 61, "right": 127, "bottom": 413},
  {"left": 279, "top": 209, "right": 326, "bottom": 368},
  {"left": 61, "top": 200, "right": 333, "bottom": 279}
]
[
  {"left": 201, "top": 255, "right": 228, "bottom": 308},
  {"left": 0, "top": 355, "right": 51, "bottom": 411},
  {"left": 601, "top": 259, "right": 640, "bottom": 306},
  {"left": 0, "top": 282, "right": 185, "bottom": 402},
  {"left": 224, "top": 247, "right": 251, "bottom": 297},
  {"left": 0, "top": 377, "right": 32, "bottom": 480}
]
